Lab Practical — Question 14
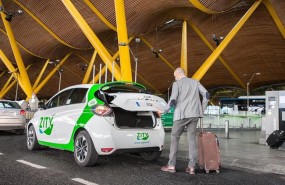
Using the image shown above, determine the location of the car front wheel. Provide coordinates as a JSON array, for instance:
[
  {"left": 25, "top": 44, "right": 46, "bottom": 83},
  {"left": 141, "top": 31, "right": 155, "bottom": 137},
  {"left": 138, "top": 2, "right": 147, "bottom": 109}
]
[
  {"left": 27, "top": 125, "right": 40, "bottom": 150},
  {"left": 74, "top": 130, "right": 98, "bottom": 167},
  {"left": 140, "top": 151, "right": 162, "bottom": 161}
]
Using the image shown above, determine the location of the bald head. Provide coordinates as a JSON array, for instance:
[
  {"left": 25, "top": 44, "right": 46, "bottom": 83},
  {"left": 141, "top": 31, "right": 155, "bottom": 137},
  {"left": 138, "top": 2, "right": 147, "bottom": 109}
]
[{"left": 174, "top": 68, "right": 186, "bottom": 80}]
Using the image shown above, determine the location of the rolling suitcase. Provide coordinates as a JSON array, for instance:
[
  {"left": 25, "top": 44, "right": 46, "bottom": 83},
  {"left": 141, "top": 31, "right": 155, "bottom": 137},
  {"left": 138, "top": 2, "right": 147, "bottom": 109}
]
[
  {"left": 198, "top": 118, "right": 221, "bottom": 173},
  {"left": 266, "top": 130, "right": 285, "bottom": 149}
]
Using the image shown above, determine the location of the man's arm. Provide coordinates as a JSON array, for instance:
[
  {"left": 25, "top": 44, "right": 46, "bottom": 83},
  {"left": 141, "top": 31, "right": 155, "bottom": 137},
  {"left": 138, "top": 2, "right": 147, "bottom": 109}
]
[
  {"left": 198, "top": 82, "right": 210, "bottom": 111},
  {"left": 160, "top": 82, "right": 179, "bottom": 114}
]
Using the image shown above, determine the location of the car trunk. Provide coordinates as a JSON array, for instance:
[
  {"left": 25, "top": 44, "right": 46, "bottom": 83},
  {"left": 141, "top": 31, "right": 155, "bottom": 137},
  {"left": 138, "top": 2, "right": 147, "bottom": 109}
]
[
  {"left": 112, "top": 107, "right": 156, "bottom": 128},
  {"left": 97, "top": 83, "right": 167, "bottom": 129},
  {"left": 106, "top": 93, "right": 166, "bottom": 129}
]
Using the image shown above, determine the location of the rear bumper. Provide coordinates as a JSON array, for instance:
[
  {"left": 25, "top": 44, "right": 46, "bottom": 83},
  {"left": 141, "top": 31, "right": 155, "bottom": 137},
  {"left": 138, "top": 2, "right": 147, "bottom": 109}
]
[
  {"left": 85, "top": 116, "right": 165, "bottom": 155},
  {"left": 112, "top": 147, "right": 160, "bottom": 154},
  {"left": 0, "top": 119, "right": 26, "bottom": 130}
]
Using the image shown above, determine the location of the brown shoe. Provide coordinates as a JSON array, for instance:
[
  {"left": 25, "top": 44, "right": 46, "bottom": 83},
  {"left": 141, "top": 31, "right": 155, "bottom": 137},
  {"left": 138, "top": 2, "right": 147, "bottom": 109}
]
[
  {"left": 186, "top": 167, "right": 195, "bottom": 175},
  {"left": 161, "top": 165, "right": 176, "bottom": 173}
]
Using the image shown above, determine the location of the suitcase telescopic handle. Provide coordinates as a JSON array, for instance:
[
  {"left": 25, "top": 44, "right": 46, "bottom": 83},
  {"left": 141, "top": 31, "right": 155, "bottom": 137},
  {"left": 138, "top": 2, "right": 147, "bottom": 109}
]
[{"left": 200, "top": 117, "right": 203, "bottom": 132}]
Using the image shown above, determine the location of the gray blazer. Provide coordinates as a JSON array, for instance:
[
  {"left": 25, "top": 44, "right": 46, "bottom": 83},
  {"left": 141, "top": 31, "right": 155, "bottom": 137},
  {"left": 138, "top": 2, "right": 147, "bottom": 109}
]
[{"left": 167, "top": 77, "right": 209, "bottom": 121}]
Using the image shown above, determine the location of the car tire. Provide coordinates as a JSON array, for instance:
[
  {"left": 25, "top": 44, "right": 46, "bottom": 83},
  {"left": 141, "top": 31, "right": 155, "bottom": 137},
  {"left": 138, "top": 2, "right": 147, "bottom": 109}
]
[
  {"left": 74, "top": 130, "right": 98, "bottom": 167},
  {"left": 140, "top": 151, "right": 162, "bottom": 161},
  {"left": 27, "top": 125, "right": 41, "bottom": 150}
]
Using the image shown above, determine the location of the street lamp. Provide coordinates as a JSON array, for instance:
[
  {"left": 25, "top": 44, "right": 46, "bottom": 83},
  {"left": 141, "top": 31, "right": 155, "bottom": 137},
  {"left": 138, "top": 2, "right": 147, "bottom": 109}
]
[
  {"left": 246, "top": 72, "right": 261, "bottom": 112},
  {"left": 58, "top": 69, "right": 64, "bottom": 92}
]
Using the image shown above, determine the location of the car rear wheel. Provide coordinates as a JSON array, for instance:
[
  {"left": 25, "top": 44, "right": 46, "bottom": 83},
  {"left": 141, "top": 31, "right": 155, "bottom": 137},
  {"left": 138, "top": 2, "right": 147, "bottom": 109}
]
[
  {"left": 74, "top": 130, "right": 98, "bottom": 167},
  {"left": 140, "top": 151, "right": 162, "bottom": 161},
  {"left": 27, "top": 125, "right": 40, "bottom": 150}
]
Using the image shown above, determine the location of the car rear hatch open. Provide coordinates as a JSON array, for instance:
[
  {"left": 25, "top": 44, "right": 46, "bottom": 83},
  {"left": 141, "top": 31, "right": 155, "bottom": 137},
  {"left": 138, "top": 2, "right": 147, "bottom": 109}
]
[{"left": 98, "top": 82, "right": 167, "bottom": 129}]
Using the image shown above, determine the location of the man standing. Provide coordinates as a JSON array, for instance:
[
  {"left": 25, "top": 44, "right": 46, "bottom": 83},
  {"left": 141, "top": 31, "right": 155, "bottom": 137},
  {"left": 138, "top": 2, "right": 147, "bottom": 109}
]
[{"left": 160, "top": 68, "right": 209, "bottom": 175}]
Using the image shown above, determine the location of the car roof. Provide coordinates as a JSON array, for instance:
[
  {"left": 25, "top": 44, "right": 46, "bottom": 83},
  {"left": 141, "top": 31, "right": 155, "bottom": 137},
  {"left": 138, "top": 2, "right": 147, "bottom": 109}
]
[{"left": 0, "top": 99, "right": 17, "bottom": 103}]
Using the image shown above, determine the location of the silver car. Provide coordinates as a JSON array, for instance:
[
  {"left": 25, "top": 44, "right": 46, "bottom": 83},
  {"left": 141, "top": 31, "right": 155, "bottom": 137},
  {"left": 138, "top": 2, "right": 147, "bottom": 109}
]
[{"left": 0, "top": 100, "right": 26, "bottom": 134}]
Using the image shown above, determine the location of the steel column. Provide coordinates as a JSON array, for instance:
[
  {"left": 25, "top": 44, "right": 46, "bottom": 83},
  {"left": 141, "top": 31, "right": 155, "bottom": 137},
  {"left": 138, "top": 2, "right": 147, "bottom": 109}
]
[
  {"left": 263, "top": 0, "right": 285, "bottom": 39},
  {"left": 114, "top": 0, "right": 132, "bottom": 81},
  {"left": 1, "top": 75, "right": 13, "bottom": 93},
  {"left": 188, "top": 21, "right": 246, "bottom": 89},
  {"left": 192, "top": 0, "right": 262, "bottom": 80},
  {"left": 181, "top": 21, "right": 188, "bottom": 76},
  {"left": 82, "top": 50, "right": 97, "bottom": 84},
  {"left": 0, "top": 50, "right": 29, "bottom": 95},
  {"left": 0, "top": 1, "right": 33, "bottom": 98},
  {"left": 83, "top": 0, "right": 116, "bottom": 31},
  {"left": 62, "top": 0, "right": 121, "bottom": 80},
  {"left": 34, "top": 53, "right": 71, "bottom": 94},
  {"left": 0, "top": 65, "right": 31, "bottom": 99},
  {"left": 32, "top": 59, "right": 50, "bottom": 90}
]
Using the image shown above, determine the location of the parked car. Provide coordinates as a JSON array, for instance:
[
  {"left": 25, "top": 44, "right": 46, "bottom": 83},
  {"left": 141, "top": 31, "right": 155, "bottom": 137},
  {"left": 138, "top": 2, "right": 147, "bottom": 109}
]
[
  {"left": 26, "top": 82, "right": 167, "bottom": 166},
  {"left": 0, "top": 100, "right": 26, "bottom": 134}
]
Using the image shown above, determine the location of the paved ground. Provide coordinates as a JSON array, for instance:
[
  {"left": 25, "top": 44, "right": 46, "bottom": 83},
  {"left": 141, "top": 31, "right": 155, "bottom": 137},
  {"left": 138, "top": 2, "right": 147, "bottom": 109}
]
[
  {"left": 162, "top": 129, "right": 285, "bottom": 175},
  {"left": 1, "top": 131, "right": 285, "bottom": 185}
]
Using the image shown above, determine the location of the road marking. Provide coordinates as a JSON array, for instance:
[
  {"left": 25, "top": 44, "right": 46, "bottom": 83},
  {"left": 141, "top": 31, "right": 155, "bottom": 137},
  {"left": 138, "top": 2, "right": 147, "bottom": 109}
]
[
  {"left": 0, "top": 153, "right": 3, "bottom": 155},
  {"left": 16, "top": 160, "right": 46, "bottom": 169},
  {"left": 72, "top": 178, "right": 99, "bottom": 185}
]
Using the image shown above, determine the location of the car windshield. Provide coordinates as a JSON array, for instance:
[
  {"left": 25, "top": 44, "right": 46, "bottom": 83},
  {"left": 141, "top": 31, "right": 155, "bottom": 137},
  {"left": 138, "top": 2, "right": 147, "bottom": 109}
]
[
  {"left": 101, "top": 83, "right": 146, "bottom": 93},
  {"left": 0, "top": 101, "right": 21, "bottom": 109}
]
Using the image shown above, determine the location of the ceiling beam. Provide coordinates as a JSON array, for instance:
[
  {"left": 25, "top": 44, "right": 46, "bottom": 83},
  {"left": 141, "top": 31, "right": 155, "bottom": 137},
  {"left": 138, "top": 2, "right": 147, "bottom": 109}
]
[
  {"left": 12, "top": 0, "right": 91, "bottom": 50},
  {"left": 263, "top": 0, "right": 285, "bottom": 39}
]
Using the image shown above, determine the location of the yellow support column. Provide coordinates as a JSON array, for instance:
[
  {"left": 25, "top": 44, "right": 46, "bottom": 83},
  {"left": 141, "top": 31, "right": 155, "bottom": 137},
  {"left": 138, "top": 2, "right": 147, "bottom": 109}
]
[
  {"left": 34, "top": 53, "right": 71, "bottom": 94},
  {"left": 0, "top": 50, "right": 29, "bottom": 96},
  {"left": 192, "top": 0, "right": 261, "bottom": 80},
  {"left": 114, "top": 0, "right": 132, "bottom": 81},
  {"left": 188, "top": 21, "right": 246, "bottom": 89},
  {"left": 0, "top": 65, "right": 31, "bottom": 99},
  {"left": 0, "top": 1, "right": 33, "bottom": 98},
  {"left": 1, "top": 75, "right": 13, "bottom": 93},
  {"left": 32, "top": 59, "right": 50, "bottom": 90},
  {"left": 263, "top": 0, "right": 285, "bottom": 39},
  {"left": 181, "top": 21, "right": 188, "bottom": 76},
  {"left": 89, "top": 65, "right": 106, "bottom": 84},
  {"left": 82, "top": 51, "right": 97, "bottom": 84},
  {"left": 0, "top": 71, "right": 5, "bottom": 78},
  {"left": 62, "top": 0, "right": 121, "bottom": 80}
]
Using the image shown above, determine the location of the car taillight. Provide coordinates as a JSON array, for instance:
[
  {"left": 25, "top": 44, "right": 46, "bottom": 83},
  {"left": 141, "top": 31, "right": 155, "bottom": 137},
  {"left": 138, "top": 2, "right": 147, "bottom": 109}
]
[
  {"left": 101, "top": 148, "right": 114, "bottom": 153},
  {"left": 20, "top": 109, "right": 26, "bottom": 116},
  {"left": 92, "top": 105, "right": 112, "bottom": 116}
]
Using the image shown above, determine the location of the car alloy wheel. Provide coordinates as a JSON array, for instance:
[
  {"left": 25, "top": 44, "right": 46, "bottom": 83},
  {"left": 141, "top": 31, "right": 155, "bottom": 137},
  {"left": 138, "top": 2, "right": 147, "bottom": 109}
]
[
  {"left": 27, "top": 125, "right": 40, "bottom": 150},
  {"left": 75, "top": 135, "right": 88, "bottom": 162}
]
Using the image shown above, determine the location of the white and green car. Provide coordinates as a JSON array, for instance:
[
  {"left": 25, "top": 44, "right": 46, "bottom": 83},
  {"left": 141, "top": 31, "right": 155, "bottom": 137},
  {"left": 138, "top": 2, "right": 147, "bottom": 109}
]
[{"left": 26, "top": 82, "right": 167, "bottom": 166}]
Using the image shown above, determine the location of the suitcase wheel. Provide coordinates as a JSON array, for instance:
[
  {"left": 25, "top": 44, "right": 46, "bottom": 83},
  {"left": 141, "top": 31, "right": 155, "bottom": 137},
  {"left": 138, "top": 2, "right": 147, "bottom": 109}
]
[
  {"left": 206, "top": 170, "right": 210, "bottom": 174},
  {"left": 216, "top": 169, "right": 220, "bottom": 174}
]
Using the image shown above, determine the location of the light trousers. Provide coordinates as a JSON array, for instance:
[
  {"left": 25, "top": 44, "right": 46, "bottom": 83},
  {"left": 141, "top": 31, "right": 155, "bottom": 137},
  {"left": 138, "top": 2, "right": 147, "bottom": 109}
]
[{"left": 168, "top": 117, "right": 199, "bottom": 168}]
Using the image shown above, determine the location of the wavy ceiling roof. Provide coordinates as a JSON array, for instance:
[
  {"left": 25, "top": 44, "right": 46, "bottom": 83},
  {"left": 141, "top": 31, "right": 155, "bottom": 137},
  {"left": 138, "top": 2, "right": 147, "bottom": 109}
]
[{"left": 0, "top": 0, "right": 285, "bottom": 99}]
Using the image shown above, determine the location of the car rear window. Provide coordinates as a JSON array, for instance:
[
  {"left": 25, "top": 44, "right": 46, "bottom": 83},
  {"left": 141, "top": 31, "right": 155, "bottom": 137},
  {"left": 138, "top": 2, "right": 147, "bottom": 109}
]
[{"left": 0, "top": 101, "right": 21, "bottom": 109}]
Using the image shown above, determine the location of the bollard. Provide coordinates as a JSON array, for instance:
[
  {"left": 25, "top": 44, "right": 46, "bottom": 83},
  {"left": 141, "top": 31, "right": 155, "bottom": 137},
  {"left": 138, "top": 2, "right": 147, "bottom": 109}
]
[{"left": 225, "top": 120, "right": 229, "bottom": 139}]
